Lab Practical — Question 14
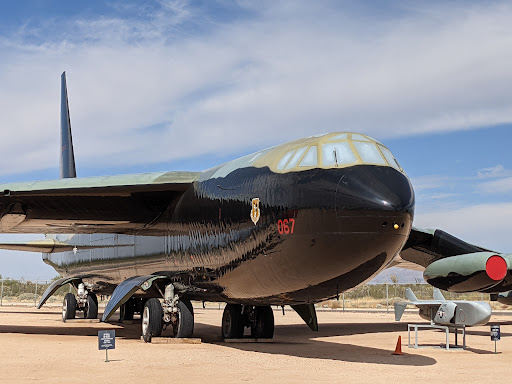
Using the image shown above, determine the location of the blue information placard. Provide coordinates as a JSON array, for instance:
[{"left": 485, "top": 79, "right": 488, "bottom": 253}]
[{"left": 98, "top": 330, "right": 116, "bottom": 350}]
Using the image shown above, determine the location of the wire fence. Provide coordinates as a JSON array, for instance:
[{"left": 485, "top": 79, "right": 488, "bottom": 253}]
[
  {"left": 320, "top": 283, "right": 496, "bottom": 311},
  {"left": 0, "top": 278, "right": 497, "bottom": 309},
  {"left": 0, "top": 278, "right": 68, "bottom": 307}
]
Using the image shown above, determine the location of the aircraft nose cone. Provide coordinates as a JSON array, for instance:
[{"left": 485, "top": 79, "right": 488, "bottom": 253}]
[{"left": 335, "top": 165, "right": 415, "bottom": 214}]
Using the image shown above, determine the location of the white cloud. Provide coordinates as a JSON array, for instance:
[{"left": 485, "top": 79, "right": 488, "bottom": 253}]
[
  {"left": 428, "top": 193, "right": 459, "bottom": 200},
  {"left": 1, "top": 1, "right": 512, "bottom": 177},
  {"left": 414, "top": 202, "right": 512, "bottom": 253},
  {"left": 477, "top": 177, "right": 512, "bottom": 194},
  {"left": 410, "top": 175, "right": 451, "bottom": 193},
  {"left": 476, "top": 165, "right": 509, "bottom": 179}
]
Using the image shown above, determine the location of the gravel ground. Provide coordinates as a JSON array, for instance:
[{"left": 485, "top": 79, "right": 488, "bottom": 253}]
[{"left": 0, "top": 304, "right": 511, "bottom": 383}]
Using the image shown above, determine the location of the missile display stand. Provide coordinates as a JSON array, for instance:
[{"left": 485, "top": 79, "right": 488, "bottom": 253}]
[{"left": 407, "top": 323, "right": 466, "bottom": 350}]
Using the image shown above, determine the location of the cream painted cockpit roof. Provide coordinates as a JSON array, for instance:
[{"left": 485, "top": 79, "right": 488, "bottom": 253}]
[
  {"left": 258, "top": 132, "right": 402, "bottom": 173},
  {"left": 203, "top": 132, "right": 404, "bottom": 180}
]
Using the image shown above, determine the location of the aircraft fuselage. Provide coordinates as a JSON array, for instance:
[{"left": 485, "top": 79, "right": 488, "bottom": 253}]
[{"left": 45, "top": 137, "right": 414, "bottom": 306}]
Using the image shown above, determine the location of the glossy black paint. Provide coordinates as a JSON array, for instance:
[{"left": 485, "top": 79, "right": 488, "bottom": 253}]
[{"left": 45, "top": 164, "right": 414, "bottom": 305}]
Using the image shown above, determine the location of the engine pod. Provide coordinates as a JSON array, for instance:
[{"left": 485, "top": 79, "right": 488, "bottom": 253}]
[
  {"left": 498, "top": 291, "right": 512, "bottom": 305},
  {"left": 424, "top": 252, "right": 510, "bottom": 292}
]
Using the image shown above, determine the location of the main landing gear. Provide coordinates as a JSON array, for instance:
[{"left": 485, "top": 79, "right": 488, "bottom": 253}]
[
  {"left": 222, "top": 304, "right": 274, "bottom": 339},
  {"left": 62, "top": 283, "right": 98, "bottom": 321},
  {"left": 141, "top": 284, "right": 194, "bottom": 342},
  {"left": 136, "top": 282, "right": 274, "bottom": 342}
]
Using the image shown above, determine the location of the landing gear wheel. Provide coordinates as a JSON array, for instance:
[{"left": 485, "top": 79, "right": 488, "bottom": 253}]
[
  {"left": 142, "top": 298, "right": 163, "bottom": 343},
  {"left": 172, "top": 299, "right": 194, "bottom": 338},
  {"left": 251, "top": 306, "right": 274, "bottom": 339},
  {"left": 62, "top": 293, "right": 77, "bottom": 322},
  {"left": 84, "top": 293, "right": 98, "bottom": 319},
  {"left": 222, "top": 304, "right": 244, "bottom": 339}
]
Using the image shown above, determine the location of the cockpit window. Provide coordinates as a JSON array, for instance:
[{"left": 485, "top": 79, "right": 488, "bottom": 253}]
[
  {"left": 322, "top": 142, "right": 357, "bottom": 166},
  {"left": 248, "top": 152, "right": 262, "bottom": 163},
  {"left": 329, "top": 133, "right": 348, "bottom": 141},
  {"left": 352, "top": 141, "right": 386, "bottom": 165},
  {"left": 277, "top": 150, "right": 295, "bottom": 170},
  {"left": 299, "top": 146, "right": 318, "bottom": 166},
  {"left": 285, "top": 146, "right": 308, "bottom": 169},
  {"left": 271, "top": 132, "right": 404, "bottom": 174},
  {"left": 379, "top": 145, "right": 401, "bottom": 170},
  {"left": 351, "top": 133, "right": 371, "bottom": 142}
]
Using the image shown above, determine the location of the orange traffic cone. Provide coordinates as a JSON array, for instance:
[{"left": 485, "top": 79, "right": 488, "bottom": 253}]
[{"left": 392, "top": 335, "right": 403, "bottom": 355}]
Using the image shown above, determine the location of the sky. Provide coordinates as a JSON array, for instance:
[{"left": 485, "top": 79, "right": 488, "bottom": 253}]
[{"left": 0, "top": 0, "right": 511, "bottom": 280}]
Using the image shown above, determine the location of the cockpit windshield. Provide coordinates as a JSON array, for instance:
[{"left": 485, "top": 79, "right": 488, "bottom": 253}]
[
  {"left": 201, "top": 132, "right": 404, "bottom": 181},
  {"left": 272, "top": 132, "right": 403, "bottom": 173}
]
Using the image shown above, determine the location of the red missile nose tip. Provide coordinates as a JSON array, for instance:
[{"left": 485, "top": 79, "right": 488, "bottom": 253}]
[{"left": 486, "top": 255, "right": 507, "bottom": 281}]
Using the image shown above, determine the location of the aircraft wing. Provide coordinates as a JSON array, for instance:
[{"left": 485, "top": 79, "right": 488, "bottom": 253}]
[
  {"left": 0, "top": 171, "right": 199, "bottom": 235},
  {"left": 391, "top": 226, "right": 490, "bottom": 270},
  {"left": 394, "top": 300, "right": 445, "bottom": 321},
  {"left": 387, "top": 227, "right": 510, "bottom": 292}
]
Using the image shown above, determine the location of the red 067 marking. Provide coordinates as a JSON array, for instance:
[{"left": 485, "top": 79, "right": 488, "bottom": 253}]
[{"left": 277, "top": 218, "right": 295, "bottom": 235}]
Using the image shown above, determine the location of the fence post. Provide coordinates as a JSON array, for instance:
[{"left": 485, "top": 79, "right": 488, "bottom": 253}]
[
  {"left": 34, "top": 280, "right": 39, "bottom": 307},
  {"left": 0, "top": 279, "right": 3, "bottom": 306},
  {"left": 386, "top": 283, "right": 389, "bottom": 313},
  {"left": 342, "top": 293, "right": 345, "bottom": 312}
]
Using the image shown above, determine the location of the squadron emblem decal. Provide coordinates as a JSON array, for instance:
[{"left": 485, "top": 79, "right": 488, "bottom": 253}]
[{"left": 250, "top": 198, "right": 260, "bottom": 225}]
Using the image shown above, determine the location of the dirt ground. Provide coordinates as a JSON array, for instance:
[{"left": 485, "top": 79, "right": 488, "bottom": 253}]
[{"left": 1, "top": 304, "right": 511, "bottom": 383}]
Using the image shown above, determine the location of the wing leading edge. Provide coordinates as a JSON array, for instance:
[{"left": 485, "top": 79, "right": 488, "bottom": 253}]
[
  {"left": 391, "top": 226, "right": 490, "bottom": 270},
  {"left": 0, "top": 171, "right": 199, "bottom": 235}
]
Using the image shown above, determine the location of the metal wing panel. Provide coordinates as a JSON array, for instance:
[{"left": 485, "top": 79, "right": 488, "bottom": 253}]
[
  {"left": 1, "top": 171, "right": 199, "bottom": 196},
  {"left": 399, "top": 226, "right": 490, "bottom": 269},
  {"left": 0, "top": 171, "right": 199, "bottom": 235}
]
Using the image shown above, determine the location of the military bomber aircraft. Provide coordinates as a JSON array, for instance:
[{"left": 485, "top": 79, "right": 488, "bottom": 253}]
[{"left": 0, "top": 73, "right": 510, "bottom": 342}]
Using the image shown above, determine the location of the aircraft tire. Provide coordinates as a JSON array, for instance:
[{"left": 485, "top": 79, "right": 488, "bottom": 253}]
[
  {"left": 251, "top": 306, "right": 274, "bottom": 339},
  {"left": 84, "top": 293, "right": 98, "bottom": 319},
  {"left": 142, "top": 298, "right": 163, "bottom": 343},
  {"left": 172, "top": 299, "right": 194, "bottom": 338},
  {"left": 62, "top": 293, "right": 77, "bottom": 322},
  {"left": 221, "top": 304, "right": 244, "bottom": 339}
]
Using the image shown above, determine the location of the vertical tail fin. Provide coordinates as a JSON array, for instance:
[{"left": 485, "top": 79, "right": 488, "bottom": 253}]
[
  {"left": 433, "top": 288, "right": 446, "bottom": 301},
  {"left": 405, "top": 288, "right": 418, "bottom": 302},
  {"left": 394, "top": 302, "right": 407, "bottom": 321},
  {"left": 60, "top": 71, "right": 76, "bottom": 179}
]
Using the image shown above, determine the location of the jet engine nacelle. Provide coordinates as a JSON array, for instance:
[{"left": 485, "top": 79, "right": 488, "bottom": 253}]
[
  {"left": 497, "top": 291, "right": 512, "bottom": 305},
  {"left": 424, "top": 252, "right": 511, "bottom": 293}
]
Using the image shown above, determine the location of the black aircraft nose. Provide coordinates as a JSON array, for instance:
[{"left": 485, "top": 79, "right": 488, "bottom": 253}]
[{"left": 335, "top": 165, "right": 415, "bottom": 214}]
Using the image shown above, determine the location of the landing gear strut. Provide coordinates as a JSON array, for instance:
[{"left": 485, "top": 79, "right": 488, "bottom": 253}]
[
  {"left": 61, "top": 283, "right": 98, "bottom": 321},
  {"left": 141, "top": 284, "right": 194, "bottom": 342},
  {"left": 221, "top": 304, "right": 274, "bottom": 339}
]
